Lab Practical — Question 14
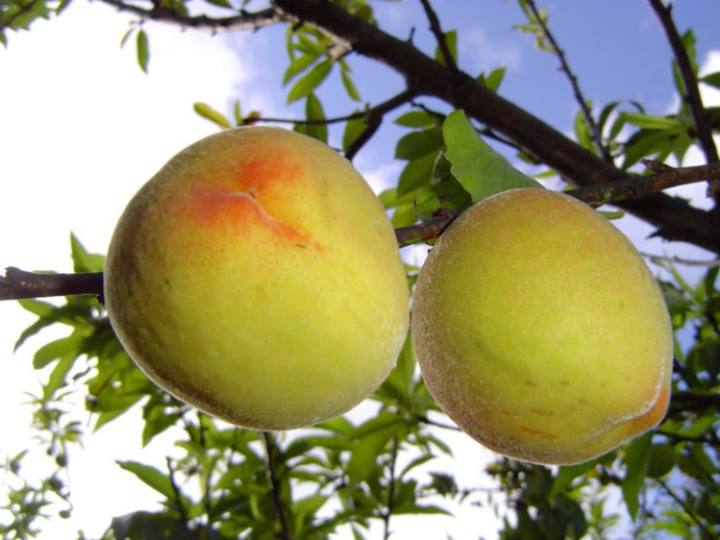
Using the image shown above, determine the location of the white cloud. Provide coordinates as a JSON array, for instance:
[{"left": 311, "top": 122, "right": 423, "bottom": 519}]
[
  {"left": 0, "top": 2, "right": 264, "bottom": 537},
  {"left": 461, "top": 28, "right": 523, "bottom": 74}
]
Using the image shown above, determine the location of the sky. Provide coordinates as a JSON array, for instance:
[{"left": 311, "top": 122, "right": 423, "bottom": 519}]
[{"left": 0, "top": 0, "right": 719, "bottom": 538}]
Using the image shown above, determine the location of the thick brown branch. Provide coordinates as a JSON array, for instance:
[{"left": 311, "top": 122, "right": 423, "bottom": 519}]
[
  {"left": 396, "top": 162, "right": 720, "bottom": 247},
  {"left": 270, "top": 0, "right": 720, "bottom": 253},
  {"left": 569, "top": 162, "right": 720, "bottom": 207},
  {"left": 648, "top": 0, "right": 719, "bottom": 198},
  {"left": 669, "top": 391, "right": 720, "bottom": 414},
  {"left": 524, "top": 0, "right": 611, "bottom": 163},
  {"left": 0, "top": 267, "right": 103, "bottom": 301},
  {"left": 3, "top": 163, "right": 719, "bottom": 301},
  {"left": 99, "top": 0, "right": 283, "bottom": 31}
]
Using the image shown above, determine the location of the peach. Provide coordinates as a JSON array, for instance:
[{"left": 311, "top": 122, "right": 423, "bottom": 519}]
[
  {"left": 411, "top": 188, "right": 672, "bottom": 464},
  {"left": 104, "top": 127, "right": 409, "bottom": 430}
]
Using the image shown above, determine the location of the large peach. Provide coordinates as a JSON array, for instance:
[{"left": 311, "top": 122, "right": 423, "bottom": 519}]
[
  {"left": 104, "top": 127, "right": 409, "bottom": 430},
  {"left": 411, "top": 188, "right": 672, "bottom": 465}
]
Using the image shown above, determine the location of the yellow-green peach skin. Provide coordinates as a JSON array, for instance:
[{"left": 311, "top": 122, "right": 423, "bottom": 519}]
[
  {"left": 411, "top": 188, "right": 672, "bottom": 465},
  {"left": 104, "top": 127, "right": 409, "bottom": 430}
]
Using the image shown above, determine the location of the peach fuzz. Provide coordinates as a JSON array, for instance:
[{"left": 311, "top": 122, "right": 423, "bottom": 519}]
[
  {"left": 104, "top": 127, "right": 409, "bottom": 430},
  {"left": 411, "top": 188, "right": 673, "bottom": 465}
]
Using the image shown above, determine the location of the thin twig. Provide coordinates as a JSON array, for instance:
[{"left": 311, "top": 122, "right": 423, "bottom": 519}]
[
  {"left": 525, "top": 0, "right": 611, "bottom": 163},
  {"left": 166, "top": 457, "right": 190, "bottom": 530},
  {"left": 382, "top": 436, "right": 399, "bottom": 540},
  {"left": 99, "top": 0, "right": 283, "bottom": 31},
  {"left": 656, "top": 478, "right": 715, "bottom": 539},
  {"left": 417, "top": 0, "right": 457, "bottom": 72},
  {"left": 647, "top": 0, "right": 719, "bottom": 198},
  {"left": 641, "top": 252, "right": 720, "bottom": 268},
  {"left": 656, "top": 430, "right": 720, "bottom": 447},
  {"left": 3, "top": 162, "right": 719, "bottom": 301},
  {"left": 396, "top": 161, "right": 720, "bottom": 247},
  {"left": 0, "top": 267, "right": 103, "bottom": 301},
  {"left": 415, "top": 415, "right": 461, "bottom": 431},
  {"left": 262, "top": 432, "right": 291, "bottom": 540}
]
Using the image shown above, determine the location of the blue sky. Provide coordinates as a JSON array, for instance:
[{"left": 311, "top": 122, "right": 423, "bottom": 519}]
[{"left": 214, "top": 0, "right": 720, "bottom": 183}]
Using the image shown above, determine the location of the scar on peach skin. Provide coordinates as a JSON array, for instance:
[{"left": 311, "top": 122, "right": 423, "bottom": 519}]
[{"left": 174, "top": 153, "right": 321, "bottom": 249}]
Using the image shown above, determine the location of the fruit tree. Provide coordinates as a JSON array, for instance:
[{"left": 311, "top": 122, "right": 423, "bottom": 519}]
[{"left": 1, "top": 1, "right": 719, "bottom": 539}]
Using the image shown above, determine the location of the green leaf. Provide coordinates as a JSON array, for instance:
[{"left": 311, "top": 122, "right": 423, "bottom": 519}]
[
  {"left": 43, "top": 354, "right": 77, "bottom": 400},
  {"left": 340, "top": 65, "right": 360, "bottom": 101},
  {"left": 232, "top": 100, "right": 242, "bottom": 125},
  {"left": 442, "top": 110, "right": 541, "bottom": 202},
  {"left": 193, "top": 102, "right": 232, "bottom": 129},
  {"left": 701, "top": 71, "right": 720, "bottom": 90},
  {"left": 646, "top": 443, "right": 675, "bottom": 478},
  {"left": 70, "top": 233, "right": 105, "bottom": 272},
  {"left": 622, "top": 112, "right": 681, "bottom": 130},
  {"left": 282, "top": 53, "right": 318, "bottom": 85},
  {"left": 397, "top": 151, "right": 437, "bottom": 196},
  {"left": 621, "top": 130, "right": 676, "bottom": 170},
  {"left": 342, "top": 114, "right": 367, "bottom": 153},
  {"left": 287, "top": 60, "right": 332, "bottom": 104},
  {"left": 621, "top": 434, "right": 652, "bottom": 520},
  {"left": 33, "top": 334, "right": 82, "bottom": 369},
  {"left": 381, "top": 333, "right": 416, "bottom": 405},
  {"left": 574, "top": 108, "right": 594, "bottom": 153},
  {"left": 117, "top": 461, "right": 175, "bottom": 500},
  {"left": 550, "top": 460, "right": 596, "bottom": 499},
  {"left": 136, "top": 29, "right": 149, "bottom": 73},
  {"left": 598, "top": 100, "right": 621, "bottom": 135},
  {"left": 434, "top": 30, "right": 457, "bottom": 66},
  {"left": 295, "top": 93, "right": 327, "bottom": 143},
  {"left": 478, "top": 67, "right": 506, "bottom": 92},
  {"left": 204, "top": 0, "right": 232, "bottom": 8},
  {"left": 120, "top": 27, "right": 135, "bottom": 48},
  {"left": 395, "top": 127, "right": 443, "bottom": 160},
  {"left": 391, "top": 203, "right": 418, "bottom": 228},
  {"left": 142, "top": 406, "right": 183, "bottom": 447},
  {"left": 347, "top": 415, "right": 404, "bottom": 483},
  {"left": 394, "top": 111, "right": 439, "bottom": 128}
]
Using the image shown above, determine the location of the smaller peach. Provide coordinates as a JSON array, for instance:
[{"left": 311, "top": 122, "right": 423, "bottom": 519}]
[{"left": 411, "top": 188, "right": 673, "bottom": 465}]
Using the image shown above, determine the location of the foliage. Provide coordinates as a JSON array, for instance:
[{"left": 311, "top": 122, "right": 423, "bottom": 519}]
[{"left": 1, "top": 1, "right": 720, "bottom": 539}]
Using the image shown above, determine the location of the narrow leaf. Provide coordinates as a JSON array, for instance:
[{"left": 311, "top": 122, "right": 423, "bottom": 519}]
[
  {"left": 287, "top": 60, "right": 332, "bottom": 104},
  {"left": 117, "top": 461, "right": 175, "bottom": 500},
  {"left": 442, "top": 110, "right": 541, "bottom": 202},
  {"left": 136, "top": 29, "right": 149, "bottom": 73},
  {"left": 340, "top": 67, "right": 361, "bottom": 101},
  {"left": 193, "top": 102, "right": 232, "bottom": 129},
  {"left": 621, "top": 434, "right": 652, "bottom": 520}
]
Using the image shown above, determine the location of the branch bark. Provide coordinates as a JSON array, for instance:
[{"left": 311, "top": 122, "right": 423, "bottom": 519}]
[
  {"left": 100, "top": 0, "right": 283, "bottom": 31},
  {"left": 3, "top": 162, "right": 718, "bottom": 300},
  {"left": 647, "top": 0, "right": 720, "bottom": 198},
  {"left": 270, "top": 0, "right": 720, "bottom": 254},
  {"left": 524, "top": 0, "right": 611, "bottom": 162}
]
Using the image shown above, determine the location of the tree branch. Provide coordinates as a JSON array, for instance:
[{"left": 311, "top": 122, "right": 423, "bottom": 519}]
[
  {"left": 270, "top": 0, "right": 720, "bottom": 253},
  {"left": 655, "top": 478, "right": 715, "bottom": 540},
  {"left": 99, "top": 0, "right": 283, "bottom": 31},
  {"left": 3, "top": 162, "right": 719, "bottom": 301},
  {"left": 669, "top": 390, "right": 720, "bottom": 414},
  {"left": 0, "top": 267, "right": 103, "bottom": 301},
  {"left": 396, "top": 162, "right": 720, "bottom": 247},
  {"left": 647, "top": 0, "right": 720, "bottom": 198},
  {"left": 166, "top": 457, "right": 190, "bottom": 531},
  {"left": 418, "top": 0, "right": 457, "bottom": 72},
  {"left": 524, "top": 0, "right": 611, "bottom": 163},
  {"left": 382, "top": 436, "right": 399, "bottom": 540},
  {"left": 262, "top": 432, "right": 291, "bottom": 540}
]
